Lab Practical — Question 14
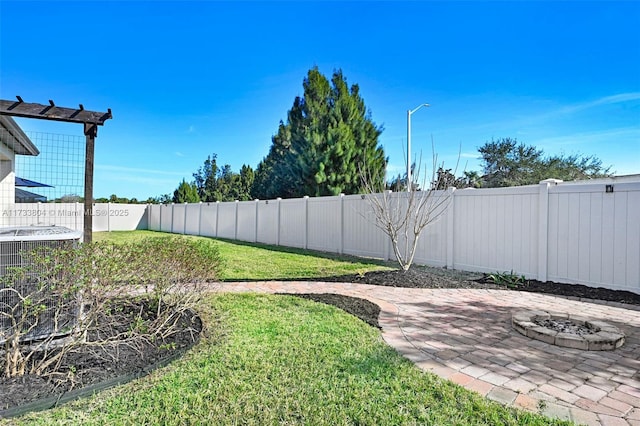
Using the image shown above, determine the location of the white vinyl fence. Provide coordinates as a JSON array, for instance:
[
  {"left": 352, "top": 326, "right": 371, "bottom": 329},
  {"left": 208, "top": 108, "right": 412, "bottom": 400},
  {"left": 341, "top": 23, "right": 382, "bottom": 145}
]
[
  {"left": 0, "top": 203, "right": 148, "bottom": 233},
  {"left": 148, "top": 177, "right": 640, "bottom": 294}
]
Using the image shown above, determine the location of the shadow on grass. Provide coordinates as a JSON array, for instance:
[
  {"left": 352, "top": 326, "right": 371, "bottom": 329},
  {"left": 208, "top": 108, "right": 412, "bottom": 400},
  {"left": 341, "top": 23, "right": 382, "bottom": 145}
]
[{"left": 213, "top": 237, "right": 391, "bottom": 264}]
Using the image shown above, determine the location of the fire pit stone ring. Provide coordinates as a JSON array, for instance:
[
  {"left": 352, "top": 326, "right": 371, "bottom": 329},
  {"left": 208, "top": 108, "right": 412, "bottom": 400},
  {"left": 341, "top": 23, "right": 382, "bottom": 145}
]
[{"left": 512, "top": 310, "right": 625, "bottom": 351}]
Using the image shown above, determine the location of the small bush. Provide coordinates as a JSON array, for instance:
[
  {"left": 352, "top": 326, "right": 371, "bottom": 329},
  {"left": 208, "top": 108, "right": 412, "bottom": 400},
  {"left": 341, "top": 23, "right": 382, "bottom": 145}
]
[
  {"left": 0, "top": 237, "right": 219, "bottom": 378},
  {"left": 487, "top": 270, "right": 526, "bottom": 288}
]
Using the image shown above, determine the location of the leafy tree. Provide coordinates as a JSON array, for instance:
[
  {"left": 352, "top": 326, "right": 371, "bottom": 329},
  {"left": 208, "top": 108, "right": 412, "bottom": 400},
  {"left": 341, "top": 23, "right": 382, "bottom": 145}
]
[
  {"left": 252, "top": 67, "right": 386, "bottom": 199},
  {"left": 94, "top": 195, "right": 146, "bottom": 204},
  {"left": 238, "top": 164, "right": 255, "bottom": 201},
  {"left": 148, "top": 194, "right": 172, "bottom": 204},
  {"left": 431, "top": 168, "right": 481, "bottom": 190},
  {"left": 478, "top": 138, "right": 611, "bottom": 187},
  {"left": 57, "top": 194, "right": 82, "bottom": 203},
  {"left": 461, "top": 170, "right": 483, "bottom": 188},
  {"left": 193, "top": 154, "right": 254, "bottom": 202},
  {"left": 478, "top": 138, "right": 543, "bottom": 187},
  {"left": 193, "top": 154, "right": 220, "bottom": 201},
  {"left": 542, "top": 153, "right": 611, "bottom": 182},
  {"left": 432, "top": 167, "right": 458, "bottom": 190},
  {"left": 172, "top": 179, "right": 201, "bottom": 203}
]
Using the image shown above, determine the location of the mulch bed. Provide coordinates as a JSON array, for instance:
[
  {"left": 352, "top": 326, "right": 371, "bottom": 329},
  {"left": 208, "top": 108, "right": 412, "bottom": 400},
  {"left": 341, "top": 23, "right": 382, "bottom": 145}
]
[{"left": 0, "top": 302, "right": 202, "bottom": 416}]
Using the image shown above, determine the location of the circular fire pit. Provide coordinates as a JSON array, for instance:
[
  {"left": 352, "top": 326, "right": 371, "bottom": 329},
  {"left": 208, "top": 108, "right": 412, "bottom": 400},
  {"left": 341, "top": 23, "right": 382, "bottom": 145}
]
[{"left": 512, "top": 310, "right": 625, "bottom": 351}]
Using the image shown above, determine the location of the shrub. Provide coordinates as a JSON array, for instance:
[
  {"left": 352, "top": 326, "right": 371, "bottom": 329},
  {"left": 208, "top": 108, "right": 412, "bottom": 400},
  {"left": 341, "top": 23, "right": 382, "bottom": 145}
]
[{"left": 0, "top": 237, "right": 220, "bottom": 378}]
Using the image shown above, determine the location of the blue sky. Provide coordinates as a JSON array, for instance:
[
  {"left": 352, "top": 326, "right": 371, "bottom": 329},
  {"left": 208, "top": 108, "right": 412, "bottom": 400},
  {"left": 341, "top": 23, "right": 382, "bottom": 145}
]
[{"left": 1, "top": 1, "right": 638, "bottom": 200}]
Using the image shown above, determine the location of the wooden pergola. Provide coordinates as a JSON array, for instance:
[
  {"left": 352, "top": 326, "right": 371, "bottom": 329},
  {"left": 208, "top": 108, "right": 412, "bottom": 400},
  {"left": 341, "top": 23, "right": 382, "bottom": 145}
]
[{"left": 0, "top": 96, "right": 113, "bottom": 243}]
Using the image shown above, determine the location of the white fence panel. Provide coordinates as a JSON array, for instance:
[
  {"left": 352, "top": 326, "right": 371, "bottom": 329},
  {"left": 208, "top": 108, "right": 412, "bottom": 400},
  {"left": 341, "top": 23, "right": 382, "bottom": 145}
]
[
  {"left": 236, "top": 201, "right": 257, "bottom": 242},
  {"left": 148, "top": 204, "right": 160, "bottom": 231},
  {"left": 307, "top": 196, "right": 342, "bottom": 253},
  {"left": 93, "top": 203, "right": 148, "bottom": 232},
  {"left": 278, "top": 198, "right": 306, "bottom": 249},
  {"left": 184, "top": 203, "right": 201, "bottom": 235},
  {"left": 160, "top": 204, "right": 173, "bottom": 233},
  {"left": 342, "top": 194, "right": 387, "bottom": 259},
  {"left": 172, "top": 204, "right": 186, "bottom": 234},
  {"left": 413, "top": 214, "right": 448, "bottom": 267},
  {"left": 216, "top": 202, "right": 237, "bottom": 240},
  {"left": 411, "top": 191, "right": 450, "bottom": 267},
  {"left": 547, "top": 182, "right": 640, "bottom": 291},
  {"left": 199, "top": 203, "right": 218, "bottom": 238},
  {"left": 452, "top": 186, "right": 539, "bottom": 277},
  {"left": 256, "top": 200, "right": 279, "bottom": 245}
]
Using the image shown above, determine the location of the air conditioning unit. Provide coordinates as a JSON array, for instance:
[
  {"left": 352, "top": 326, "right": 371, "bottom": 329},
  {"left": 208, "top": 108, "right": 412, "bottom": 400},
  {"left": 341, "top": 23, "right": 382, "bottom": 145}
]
[{"left": 0, "top": 226, "right": 82, "bottom": 344}]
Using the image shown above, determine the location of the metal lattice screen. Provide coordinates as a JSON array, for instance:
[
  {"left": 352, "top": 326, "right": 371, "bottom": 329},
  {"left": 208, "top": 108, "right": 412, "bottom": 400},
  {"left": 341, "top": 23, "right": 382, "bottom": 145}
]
[
  {"left": 0, "top": 238, "right": 80, "bottom": 343},
  {"left": 0, "top": 125, "right": 84, "bottom": 342},
  {"left": 0, "top": 127, "right": 85, "bottom": 230}
]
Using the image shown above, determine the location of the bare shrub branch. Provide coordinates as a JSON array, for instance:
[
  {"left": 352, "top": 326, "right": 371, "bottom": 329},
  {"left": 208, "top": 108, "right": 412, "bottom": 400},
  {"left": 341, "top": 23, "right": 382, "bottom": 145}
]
[{"left": 360, "top": 139, "right": 459, "bottom": 271}]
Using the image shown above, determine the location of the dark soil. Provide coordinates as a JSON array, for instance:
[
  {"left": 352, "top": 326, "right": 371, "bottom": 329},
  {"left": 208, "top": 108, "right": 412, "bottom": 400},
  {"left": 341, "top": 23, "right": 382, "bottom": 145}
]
[
  {"left": 3, "top": 266, "right": 639, "bottom": 417},
  {"left": 0, "top": 301, "right": 202, "bottom": 416},
  {"left": 283, "top": 293, "right": 382, "bottom": 329}
]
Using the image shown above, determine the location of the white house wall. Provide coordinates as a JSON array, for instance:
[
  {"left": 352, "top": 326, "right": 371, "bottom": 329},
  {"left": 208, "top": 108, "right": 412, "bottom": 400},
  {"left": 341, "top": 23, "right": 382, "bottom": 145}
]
[{"left": 0, "top": 144, "right": 15, "bottom": 227}]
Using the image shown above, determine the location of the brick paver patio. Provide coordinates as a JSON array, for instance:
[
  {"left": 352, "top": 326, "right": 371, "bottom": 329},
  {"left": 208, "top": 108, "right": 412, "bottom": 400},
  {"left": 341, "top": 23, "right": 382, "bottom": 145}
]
[{"left": 217, "top": 281, "right": 640, "bottom": 426}]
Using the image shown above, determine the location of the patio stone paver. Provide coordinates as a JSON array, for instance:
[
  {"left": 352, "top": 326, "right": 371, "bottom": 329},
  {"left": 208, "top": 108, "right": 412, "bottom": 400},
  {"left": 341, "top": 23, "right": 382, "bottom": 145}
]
[{"left": 216, "top": 281, "right": 640, "bottom": 426}]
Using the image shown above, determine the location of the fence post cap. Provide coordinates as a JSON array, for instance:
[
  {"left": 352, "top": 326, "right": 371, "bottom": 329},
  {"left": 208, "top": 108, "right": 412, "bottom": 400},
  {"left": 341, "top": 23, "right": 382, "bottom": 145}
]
[{"left": 540, "top": 178, "right": 563, "bottom": 185}]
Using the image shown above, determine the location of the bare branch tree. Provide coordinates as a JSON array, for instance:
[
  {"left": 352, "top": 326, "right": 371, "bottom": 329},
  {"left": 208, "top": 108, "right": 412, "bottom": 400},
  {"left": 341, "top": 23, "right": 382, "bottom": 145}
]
[{"left": 360, "top": 139, "right": 459, "bottom": 271}]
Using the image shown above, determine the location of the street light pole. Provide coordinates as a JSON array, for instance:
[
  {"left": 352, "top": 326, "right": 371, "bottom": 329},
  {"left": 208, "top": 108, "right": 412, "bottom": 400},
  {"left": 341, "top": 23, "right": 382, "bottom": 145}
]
[{"left": 407, "top": 103, "right": 429, "bottom": 192}]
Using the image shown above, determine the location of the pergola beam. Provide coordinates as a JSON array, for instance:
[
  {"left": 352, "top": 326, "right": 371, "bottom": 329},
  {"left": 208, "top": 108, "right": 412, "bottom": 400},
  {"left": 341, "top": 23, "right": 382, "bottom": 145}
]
[{"left": 0, "top": 97, "right": 112, "bottom": 126}]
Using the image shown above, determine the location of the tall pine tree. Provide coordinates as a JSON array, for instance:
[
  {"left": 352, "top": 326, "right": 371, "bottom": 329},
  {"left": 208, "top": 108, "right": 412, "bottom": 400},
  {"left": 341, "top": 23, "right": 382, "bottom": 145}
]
[
  {"left": 172, "top": 179, "right": 200, "bottom": 203},
  {"left": 252, "top": 68, "right": 386, "bottom": 199}
]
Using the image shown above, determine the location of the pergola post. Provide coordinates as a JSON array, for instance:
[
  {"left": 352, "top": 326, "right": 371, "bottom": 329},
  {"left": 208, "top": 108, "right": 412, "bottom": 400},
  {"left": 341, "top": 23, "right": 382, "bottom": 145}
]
[{"left": 83, "top": 123, "right": 97, "bottom": 243}]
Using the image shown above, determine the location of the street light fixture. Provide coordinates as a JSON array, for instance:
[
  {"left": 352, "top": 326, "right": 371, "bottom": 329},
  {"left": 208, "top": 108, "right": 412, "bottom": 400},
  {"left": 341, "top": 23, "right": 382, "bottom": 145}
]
[{"left": 407, "top": 103, "right": 429, "bottom": 192}]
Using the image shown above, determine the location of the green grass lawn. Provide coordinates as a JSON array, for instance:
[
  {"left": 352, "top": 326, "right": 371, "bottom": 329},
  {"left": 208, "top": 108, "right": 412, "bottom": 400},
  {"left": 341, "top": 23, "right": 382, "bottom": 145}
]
[
  {"left": 4, "top": 231, "right": 572, "bottom": 425},
  {"left": 9, "top": 293, "right": 570, "bottom": 425},
  {"left": 94, "top": 230, "right": 395, "bottom": 280}
]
